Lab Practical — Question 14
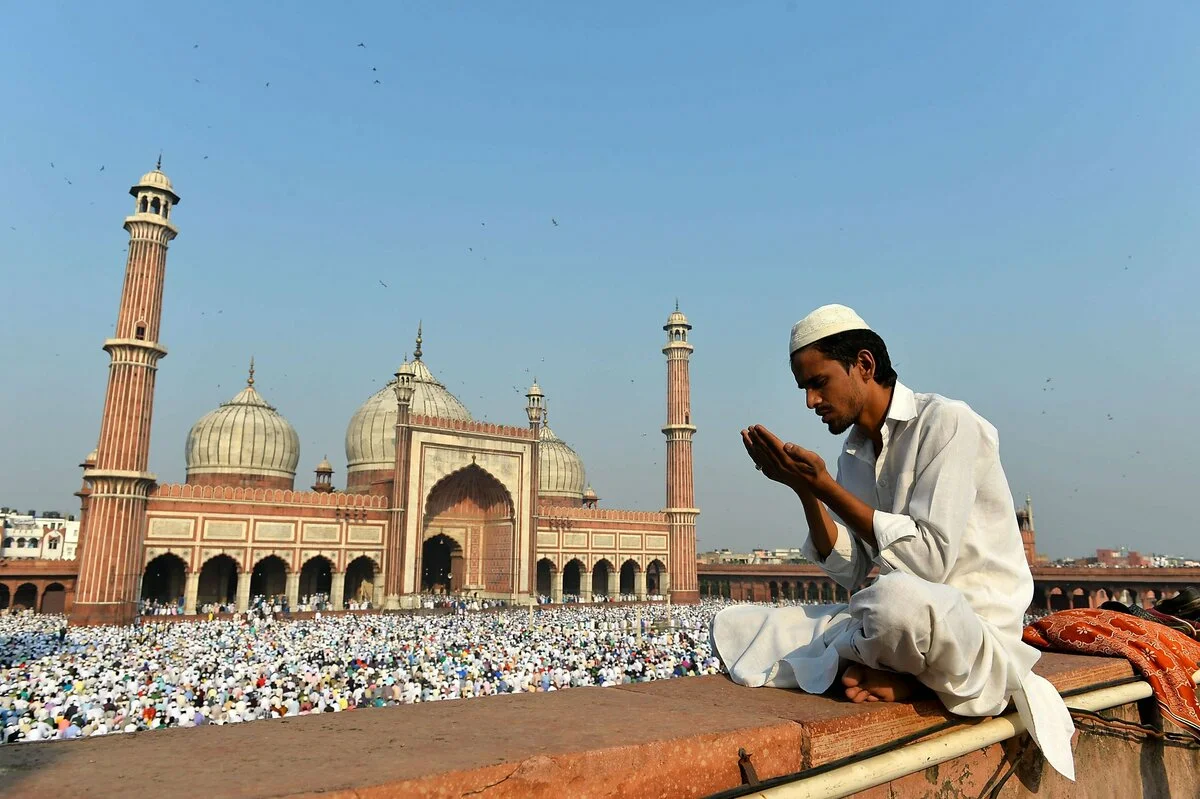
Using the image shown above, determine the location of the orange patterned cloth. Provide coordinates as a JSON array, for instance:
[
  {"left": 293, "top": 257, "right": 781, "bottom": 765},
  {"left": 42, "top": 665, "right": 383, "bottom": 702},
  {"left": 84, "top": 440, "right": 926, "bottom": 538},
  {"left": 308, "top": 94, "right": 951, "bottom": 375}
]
[{"left": 1023, "top": 609, "right": 1200, "bottom": 735}]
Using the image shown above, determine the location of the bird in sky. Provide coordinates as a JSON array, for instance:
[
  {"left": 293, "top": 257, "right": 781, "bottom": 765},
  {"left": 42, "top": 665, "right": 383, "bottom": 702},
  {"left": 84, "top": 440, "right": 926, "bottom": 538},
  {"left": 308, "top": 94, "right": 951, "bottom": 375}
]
[
  {"left": 99, "top": 165, "right": 104, "bottom": 172},
  {"left": 374, "top": 80, "right": 381, "bottom": 85},
  {"left": 379, "top": 280, "right": 388, "bottom": 288},
  {"left": 357, "top": 42, "right": 366, "bottom": 48},
  {"left": 552, "top": 218, "right": 558, "bottom": 226}
]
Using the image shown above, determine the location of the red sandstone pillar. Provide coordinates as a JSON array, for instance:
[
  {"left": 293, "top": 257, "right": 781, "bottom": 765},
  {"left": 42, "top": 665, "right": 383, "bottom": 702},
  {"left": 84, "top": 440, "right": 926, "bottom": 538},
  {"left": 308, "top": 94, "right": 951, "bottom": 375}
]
[
  {"left": 384, "top": 361, "right": 416, "bottom": 608},
  {"left": 663, "top": 305, "right": 699, "bottom": 604},
  {"left": 73, "top": 165, "right": 179, "bottom": 627}
]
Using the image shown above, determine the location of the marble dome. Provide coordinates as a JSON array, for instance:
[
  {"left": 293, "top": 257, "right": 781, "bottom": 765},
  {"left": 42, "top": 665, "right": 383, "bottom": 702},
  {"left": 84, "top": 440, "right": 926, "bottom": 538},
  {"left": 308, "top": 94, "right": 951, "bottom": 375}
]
[
  {"left": 345, "top": 358, "right": 473, "bottom": 473},
  {"left": 186, "top": 377, "right": 300, "bottom": 483},
  {"left": 539, "top": 415, "right": 587, "bottom": 500}
]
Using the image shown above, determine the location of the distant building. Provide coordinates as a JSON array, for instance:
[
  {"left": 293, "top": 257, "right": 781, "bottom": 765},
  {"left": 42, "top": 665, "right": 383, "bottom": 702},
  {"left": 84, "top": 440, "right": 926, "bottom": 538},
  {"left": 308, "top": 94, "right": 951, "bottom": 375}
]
[{"left": 1, "top": 511, "right": 79, "bottom": 561}]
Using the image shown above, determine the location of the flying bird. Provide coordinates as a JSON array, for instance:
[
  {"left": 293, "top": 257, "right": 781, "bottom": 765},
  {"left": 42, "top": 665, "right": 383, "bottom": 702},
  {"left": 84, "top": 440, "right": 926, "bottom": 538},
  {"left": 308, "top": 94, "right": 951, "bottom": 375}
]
[
  {"left": 374, "top": 80, "right": 381, "bottom": 85},
  {"left": 265, "top": 82, "right": 270, "bottom": 88},
  {"left": 49, "top": 162, "right": 54, "bottom": 168},
  {"left": 357, "top": 42, "right": 366, "bottom": 48},
  {"left": 379, "top": 280, "right": 388, "bottom": 288},
  {"left": 194, "top": 44, "right": 199, "bottom": 48},
  {"left": 203, "top": 155, "right": 209, "bottom": 160},
  {"left": 551, "top": 218, "right": 558, "bottom": 226},
  {"left": 99, "top": 165, "right": 105, "bottom": 172}
]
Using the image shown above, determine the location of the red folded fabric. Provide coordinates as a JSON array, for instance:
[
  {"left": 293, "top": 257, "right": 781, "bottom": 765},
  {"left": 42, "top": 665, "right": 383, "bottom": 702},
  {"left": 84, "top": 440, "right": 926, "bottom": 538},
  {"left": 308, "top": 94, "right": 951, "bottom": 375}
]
[{"left": 1023, "top": 608, "right": 1200, "bottom": 735}]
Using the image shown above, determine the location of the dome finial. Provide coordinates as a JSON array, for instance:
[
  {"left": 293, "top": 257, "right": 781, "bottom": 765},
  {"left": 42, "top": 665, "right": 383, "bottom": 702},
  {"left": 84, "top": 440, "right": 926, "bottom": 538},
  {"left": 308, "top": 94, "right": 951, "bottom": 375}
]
[
  {"left": 247, "top": 356, "right": 255, "bottom": 387},
  {"left": 156, "top": 151, "right": 162, "bottom": 171},
  {"left": 675, "top": 297, "right": 679, "bottom": 312},
  {"left": 414, "top": 320, "right": 423, "bottom": 361}
]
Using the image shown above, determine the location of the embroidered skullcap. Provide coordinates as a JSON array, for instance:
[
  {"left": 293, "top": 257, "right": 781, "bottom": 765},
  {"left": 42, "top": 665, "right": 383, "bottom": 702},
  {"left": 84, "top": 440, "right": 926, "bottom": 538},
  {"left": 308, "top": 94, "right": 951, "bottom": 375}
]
[{"left": 789, "top": 304, "right": 871, "bottom": 355}]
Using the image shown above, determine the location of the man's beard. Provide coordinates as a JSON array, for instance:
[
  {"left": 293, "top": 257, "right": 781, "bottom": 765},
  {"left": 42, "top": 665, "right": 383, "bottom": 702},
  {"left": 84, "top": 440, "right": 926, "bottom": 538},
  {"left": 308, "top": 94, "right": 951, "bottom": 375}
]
[{"left": 825, "top": 415, "right": 854, "bottom": 435}]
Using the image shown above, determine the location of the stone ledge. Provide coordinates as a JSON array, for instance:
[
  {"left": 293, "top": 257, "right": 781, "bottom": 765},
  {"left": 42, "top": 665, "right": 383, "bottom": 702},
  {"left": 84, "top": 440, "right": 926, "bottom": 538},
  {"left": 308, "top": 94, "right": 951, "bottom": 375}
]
[{"left": 0, "top": 654, "right": 1135, "bottom": 799}]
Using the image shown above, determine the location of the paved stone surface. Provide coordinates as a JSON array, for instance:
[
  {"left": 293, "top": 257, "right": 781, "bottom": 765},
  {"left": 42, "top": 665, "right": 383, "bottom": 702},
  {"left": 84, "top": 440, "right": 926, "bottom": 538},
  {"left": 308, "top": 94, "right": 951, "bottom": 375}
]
[{"left": 0, "top": 653, "right": 1136, "bottom": 798}]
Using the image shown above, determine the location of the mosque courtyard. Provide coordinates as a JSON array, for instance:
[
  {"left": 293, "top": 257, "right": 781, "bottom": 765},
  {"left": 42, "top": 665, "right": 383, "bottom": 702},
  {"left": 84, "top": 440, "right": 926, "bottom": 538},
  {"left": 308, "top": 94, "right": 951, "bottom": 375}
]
[{"left": 0, "top": 600, "right": 751, "bottom": 744}]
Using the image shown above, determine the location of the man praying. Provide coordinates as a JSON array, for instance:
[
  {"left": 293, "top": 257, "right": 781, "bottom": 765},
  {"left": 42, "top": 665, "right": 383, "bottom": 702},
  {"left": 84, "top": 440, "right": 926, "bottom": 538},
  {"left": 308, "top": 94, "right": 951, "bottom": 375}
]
[{"left": 711, "top": 304, "right": 1076, "bottom": 779}]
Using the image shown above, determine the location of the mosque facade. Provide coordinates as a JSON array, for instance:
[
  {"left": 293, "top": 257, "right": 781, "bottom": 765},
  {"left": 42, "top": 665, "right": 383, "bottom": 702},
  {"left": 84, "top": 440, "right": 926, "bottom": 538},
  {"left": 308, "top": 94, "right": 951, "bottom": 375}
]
[{"left": 69, "top": 167, "right": 699, "bottom": 626}]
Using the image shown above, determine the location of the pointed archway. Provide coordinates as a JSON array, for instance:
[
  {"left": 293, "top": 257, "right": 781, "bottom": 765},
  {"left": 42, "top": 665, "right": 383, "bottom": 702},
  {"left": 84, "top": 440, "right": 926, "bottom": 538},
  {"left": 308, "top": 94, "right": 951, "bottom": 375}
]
[
  {"left": 422, "top": 534, "right": 463, "bottom": 592},
  {"left": 562, "top": 559, "right": 584, "bottom": 597},
  {"left": 198, "top": 555, "right": 239, "bottom": 608},
  {"left": 300, "top": 556, "right": 333, "bottom": 599},
  {"left": 423, "top": 464, "right": 516, "bottom": 595},
  {"left": 344, "top": 556, "right": 377, "bottom": 606},
  {"left": 536, "top": 558, "right": 554, "bottom": 597},
  {"left": 250, "top": 555, "right": 288, "bottom": 600},
  {"left": 141, "top": 553, "right": 187, "bottom": 607}
]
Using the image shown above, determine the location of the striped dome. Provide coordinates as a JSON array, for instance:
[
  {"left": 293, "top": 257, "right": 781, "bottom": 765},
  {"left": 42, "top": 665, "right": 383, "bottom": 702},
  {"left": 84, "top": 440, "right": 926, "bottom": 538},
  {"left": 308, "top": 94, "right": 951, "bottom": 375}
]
[
  {"left": 345, "top": 358, "right": 473, "bottom": 473},
  {"left": 539, "top": 419, "right": 586, "bottom": 500},
  {"left": 186, "top": 383, "right": 300, "bottom": 482}
]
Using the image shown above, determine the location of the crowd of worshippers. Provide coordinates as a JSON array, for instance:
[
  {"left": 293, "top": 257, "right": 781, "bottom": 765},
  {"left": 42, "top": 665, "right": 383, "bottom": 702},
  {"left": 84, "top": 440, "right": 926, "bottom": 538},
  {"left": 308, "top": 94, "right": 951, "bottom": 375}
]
[
  {"left": 538, "top": 594, "right": 669, "bottom": 605},
  {"left": 139, "top": 593, "right": 350, "bottom": 618},
  {"left": 0, "top": 599, "right": 770, "bottom": 744}
]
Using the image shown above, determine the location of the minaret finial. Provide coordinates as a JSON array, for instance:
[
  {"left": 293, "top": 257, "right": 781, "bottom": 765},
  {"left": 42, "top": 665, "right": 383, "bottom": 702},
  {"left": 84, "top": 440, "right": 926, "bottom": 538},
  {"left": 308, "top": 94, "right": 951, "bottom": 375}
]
[
  {"left": 675, "top": 297, "right": 679, "bottom": 312},
  {"left": 414, "top": 320, "right": 423, "bottom": 361},
  {"left": 247, "top": 356, "right": 255, "bottom": 387},
  {"left": 156, "top": 152, "right": 162, "bottom": 171}
]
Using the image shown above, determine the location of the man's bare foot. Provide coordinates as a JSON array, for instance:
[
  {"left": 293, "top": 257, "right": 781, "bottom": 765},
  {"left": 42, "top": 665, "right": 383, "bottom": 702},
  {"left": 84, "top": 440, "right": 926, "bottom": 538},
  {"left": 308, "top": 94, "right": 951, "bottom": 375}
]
[{"left": 841, "top": 664, "right": 918, "bottom": 703}]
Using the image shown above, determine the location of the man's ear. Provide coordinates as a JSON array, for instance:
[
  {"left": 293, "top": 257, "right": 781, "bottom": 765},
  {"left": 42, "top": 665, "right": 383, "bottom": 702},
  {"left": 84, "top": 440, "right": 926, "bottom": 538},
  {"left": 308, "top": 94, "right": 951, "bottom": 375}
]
[{"left": 857, "top": 349, "right": 876, "bottom": 382}]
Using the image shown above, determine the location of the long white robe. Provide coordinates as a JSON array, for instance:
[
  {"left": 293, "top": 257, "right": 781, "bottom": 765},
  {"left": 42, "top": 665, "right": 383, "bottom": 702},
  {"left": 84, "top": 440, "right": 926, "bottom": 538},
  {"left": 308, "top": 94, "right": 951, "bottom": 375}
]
[{"left": 713, "top": 382, "right": 1075, "bottom": 779}]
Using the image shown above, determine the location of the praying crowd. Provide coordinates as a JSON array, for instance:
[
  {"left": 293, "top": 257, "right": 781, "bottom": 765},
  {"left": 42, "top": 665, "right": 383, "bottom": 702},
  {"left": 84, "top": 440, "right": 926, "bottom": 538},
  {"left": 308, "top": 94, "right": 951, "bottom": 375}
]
[{"left": 0, "top": 598, "right": 799, "bottom": 744}]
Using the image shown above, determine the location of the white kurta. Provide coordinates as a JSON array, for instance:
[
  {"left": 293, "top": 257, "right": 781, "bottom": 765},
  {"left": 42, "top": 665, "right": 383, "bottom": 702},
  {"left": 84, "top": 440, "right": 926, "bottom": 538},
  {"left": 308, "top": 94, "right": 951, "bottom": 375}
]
[{"left": 713, "top": 382, "right": 1075, "bottom": 779}]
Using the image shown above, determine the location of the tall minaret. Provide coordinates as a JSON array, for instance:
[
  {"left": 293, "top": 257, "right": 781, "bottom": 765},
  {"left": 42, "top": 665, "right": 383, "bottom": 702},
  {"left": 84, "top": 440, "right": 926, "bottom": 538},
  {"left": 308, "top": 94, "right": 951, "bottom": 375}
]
[
  {"left": 663, "top": 302, "right": 699, "bottom": 603},
  {"left": 72, "top": 162, "right": 179, "bottom": 626}
]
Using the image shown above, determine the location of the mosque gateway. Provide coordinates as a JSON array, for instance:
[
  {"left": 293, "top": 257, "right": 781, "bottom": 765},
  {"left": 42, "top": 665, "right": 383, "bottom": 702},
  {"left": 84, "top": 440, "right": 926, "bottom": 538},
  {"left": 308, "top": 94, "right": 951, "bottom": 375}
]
[{"left": 69, "top": 167, "right": 699, "bottom": 624}]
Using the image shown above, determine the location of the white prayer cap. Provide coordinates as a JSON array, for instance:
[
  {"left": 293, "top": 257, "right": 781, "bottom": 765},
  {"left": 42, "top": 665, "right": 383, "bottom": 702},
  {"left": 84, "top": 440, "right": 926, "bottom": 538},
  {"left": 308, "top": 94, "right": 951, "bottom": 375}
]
[{"left": 789, "top": 304, "right": 871, "bottom": 356}]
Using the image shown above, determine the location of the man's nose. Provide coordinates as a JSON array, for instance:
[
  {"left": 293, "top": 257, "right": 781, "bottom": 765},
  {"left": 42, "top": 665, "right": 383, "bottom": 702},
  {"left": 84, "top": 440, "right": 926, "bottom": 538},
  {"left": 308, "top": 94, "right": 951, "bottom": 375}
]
[{"left": 805, "top": 389, "right": 819, "bottom": 410}]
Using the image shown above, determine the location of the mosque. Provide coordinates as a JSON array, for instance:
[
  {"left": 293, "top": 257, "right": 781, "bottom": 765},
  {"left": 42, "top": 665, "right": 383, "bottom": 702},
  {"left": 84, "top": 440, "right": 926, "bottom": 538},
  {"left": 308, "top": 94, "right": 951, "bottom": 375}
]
[{"left": 67, "top": 166, "right": 699, "bottom": 625}]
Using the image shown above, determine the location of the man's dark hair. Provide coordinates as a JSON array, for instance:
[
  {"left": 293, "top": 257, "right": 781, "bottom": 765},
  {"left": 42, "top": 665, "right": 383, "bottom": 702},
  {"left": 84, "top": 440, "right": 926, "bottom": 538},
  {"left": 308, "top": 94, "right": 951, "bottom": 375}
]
[{"left": 809, "top": 329, "right": 898, "bottom": 387}]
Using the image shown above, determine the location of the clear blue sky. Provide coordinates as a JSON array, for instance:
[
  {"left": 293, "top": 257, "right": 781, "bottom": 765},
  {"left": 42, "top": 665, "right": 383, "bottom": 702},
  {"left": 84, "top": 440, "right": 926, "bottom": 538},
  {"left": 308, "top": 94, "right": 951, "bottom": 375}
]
[{"left": 1, "top": 3, "right": 1197, "bottom": 559}]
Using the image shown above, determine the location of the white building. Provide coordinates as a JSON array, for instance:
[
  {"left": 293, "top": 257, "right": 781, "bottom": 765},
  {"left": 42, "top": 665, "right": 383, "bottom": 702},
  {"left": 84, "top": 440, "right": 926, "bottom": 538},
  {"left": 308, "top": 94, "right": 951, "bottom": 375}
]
[{"left": 0, "top": 511, "right": 79, "bottom": 560}]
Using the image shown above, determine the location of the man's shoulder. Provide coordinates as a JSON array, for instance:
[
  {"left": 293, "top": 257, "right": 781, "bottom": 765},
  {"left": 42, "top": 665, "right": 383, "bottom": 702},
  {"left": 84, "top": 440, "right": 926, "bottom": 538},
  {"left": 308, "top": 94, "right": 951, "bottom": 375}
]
[{"left": 910, "top": 390, "right": 998, "bottom": 442}]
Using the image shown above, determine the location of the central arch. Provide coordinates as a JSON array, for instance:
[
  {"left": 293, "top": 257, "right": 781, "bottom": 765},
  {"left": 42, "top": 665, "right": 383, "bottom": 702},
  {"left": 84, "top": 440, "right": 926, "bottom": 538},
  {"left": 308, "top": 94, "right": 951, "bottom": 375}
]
[
  {"left": 422, "top": 533, "right": 463, "bottom": 592},
  {"left": 422, "top": 464, "right": 516, "bottom": 595}
]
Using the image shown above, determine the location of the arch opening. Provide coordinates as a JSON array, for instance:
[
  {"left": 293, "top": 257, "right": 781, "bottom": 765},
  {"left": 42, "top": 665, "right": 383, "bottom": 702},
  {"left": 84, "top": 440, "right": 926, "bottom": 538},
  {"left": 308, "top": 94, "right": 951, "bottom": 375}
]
[
  {"left": 250, "top": 555, "right": 287, "bottom": 600},
  {"left": 620, "top": 559, "right": 639, "bottom": 595},
  {"left": 562, "top": 559, "right": 583, "bottom": 596},
  {"left": 422, "top": 534, "right": 462, "bottom": 593},
  {"left": 536, "top": 558, "right": 554, "bottom": 597},
  {"left": 141, "top": 553, "right": 187, "bottom": 608},
  {"left": 344, "top": 556, "right": 376, "bottom": 607},
  {"left": 592, "top": 559, "right": 613, "bottom": 598},
  {"left": 41, "top": 583, "right": 66, "bottom": 614},
  {"left": 300, "top": 556, "right": 333, "bottom": 600},
  {"left": 13, "top": 583, "right": 37, "bottom": 610},
  {"left": 198, "top": 555, "right": 239, "bottom": 609},
  {"left": 423, "top": 464, "right": 516, "bottom": 594}
]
